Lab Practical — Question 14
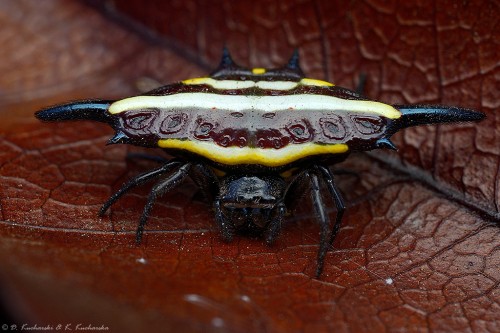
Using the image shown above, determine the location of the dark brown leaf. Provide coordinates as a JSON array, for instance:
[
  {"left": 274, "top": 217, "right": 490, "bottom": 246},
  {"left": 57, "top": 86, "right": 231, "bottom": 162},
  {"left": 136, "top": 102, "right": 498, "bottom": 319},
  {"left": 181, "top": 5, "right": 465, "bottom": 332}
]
[{"left": 0, "top": 1, "right": 498, "bottom": 332}]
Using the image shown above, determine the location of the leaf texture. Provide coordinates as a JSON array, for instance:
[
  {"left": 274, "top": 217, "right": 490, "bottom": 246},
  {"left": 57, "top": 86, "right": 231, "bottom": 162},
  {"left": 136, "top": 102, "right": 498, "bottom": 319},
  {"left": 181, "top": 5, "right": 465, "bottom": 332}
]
[{"left": 0, "top": 0, "right": 498, "bottom": 332}]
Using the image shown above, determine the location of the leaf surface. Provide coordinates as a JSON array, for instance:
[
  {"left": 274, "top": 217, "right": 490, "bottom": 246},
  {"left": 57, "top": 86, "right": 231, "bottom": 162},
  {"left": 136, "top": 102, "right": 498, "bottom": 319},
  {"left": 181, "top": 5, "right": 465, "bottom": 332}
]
[{"left": 0, "top": 1, "right": 498, "bottom": 332}]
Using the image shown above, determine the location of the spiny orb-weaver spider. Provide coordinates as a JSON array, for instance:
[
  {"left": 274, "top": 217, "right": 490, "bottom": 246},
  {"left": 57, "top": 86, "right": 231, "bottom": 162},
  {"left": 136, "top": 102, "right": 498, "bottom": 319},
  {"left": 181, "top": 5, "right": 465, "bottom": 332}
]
[{"left": 36, "top": 49, "right": 484, "bottom": 277}]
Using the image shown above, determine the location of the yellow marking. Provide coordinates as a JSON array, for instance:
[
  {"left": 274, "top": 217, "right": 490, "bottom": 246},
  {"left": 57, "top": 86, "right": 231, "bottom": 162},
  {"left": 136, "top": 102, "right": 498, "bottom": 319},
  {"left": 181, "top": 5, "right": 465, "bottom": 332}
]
[
  {"left": 252, "top": 68, "right": 266, "bottom": 75},
  {"left": 182, "top": 77, "right": 211, "bottom": 85},
  {"left": 183, "top": 77, "right": 335, "bottom": 88},
  {"left": 300, "top": 78, "right": 334, "bottom": 87},
  {"left": 157, "top": 139, "right": 349, "bottom": 167}
]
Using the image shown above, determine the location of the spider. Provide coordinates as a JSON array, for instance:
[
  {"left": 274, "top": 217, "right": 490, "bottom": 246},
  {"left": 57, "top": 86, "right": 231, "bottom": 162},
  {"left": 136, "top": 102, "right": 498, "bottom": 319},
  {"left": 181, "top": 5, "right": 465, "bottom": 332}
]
[{"left": 35, "top": 49, "right": 484, "bottom": 277}]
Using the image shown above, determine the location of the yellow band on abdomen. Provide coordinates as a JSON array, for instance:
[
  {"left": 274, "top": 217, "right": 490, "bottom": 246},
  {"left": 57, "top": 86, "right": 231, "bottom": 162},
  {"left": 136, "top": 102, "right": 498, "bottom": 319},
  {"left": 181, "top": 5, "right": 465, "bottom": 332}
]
[{"left": 157, "top": 139, "right": 349, "bottom": 167}]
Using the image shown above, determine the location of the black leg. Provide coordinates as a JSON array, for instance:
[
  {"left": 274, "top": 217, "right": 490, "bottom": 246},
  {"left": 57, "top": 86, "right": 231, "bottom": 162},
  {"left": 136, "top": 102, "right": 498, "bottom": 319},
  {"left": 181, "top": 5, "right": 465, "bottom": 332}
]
[
  {"left": 285, "top": 166, "right": 346, "bottom": 277},
  {"left": 264, "top": 202, "right": 286, "bottom": 244},
  {"left": 315, "top": 165, "right": 346, "bottom": 248},
  {"left": 136, "top": 163, "right": 191, "bottom": 243},
  {"left": 309, "top": 171, "right": 331, "bottom": 278},
  {"left": 283, "top": 170, "right": 311, "bottom": 209},
  {"left": 214, "top": 199, "right": 235, "bottom": 242},
  {"left": 99, "top": 159, "right": 182, "bottom": 216},
  {"left": 189, "top": 163, "right": 220, "bottom": 201}
]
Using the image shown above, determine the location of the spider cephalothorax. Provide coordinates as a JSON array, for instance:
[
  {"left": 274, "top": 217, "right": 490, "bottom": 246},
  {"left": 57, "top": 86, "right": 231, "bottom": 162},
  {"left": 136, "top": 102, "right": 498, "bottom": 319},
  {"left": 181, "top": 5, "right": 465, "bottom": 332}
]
[
  {"left": 216, "top": 174, "right": 287, "bottom": 239},
  {"left": 35, "top": 49, "right": 484, "bottom": 277}
]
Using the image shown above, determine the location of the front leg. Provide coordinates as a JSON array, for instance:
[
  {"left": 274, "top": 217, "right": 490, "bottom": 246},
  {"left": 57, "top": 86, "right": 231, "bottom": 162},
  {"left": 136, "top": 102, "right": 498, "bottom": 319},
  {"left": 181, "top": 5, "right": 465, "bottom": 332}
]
[
  {"left": 214, "top": 199, "right": 235, "bottom": 243},
  {"left": 308, "top": 171, "right": 331, "bottom": 277},
  {"left": 99, "top": 158, "right": 183, "bottom": 216},
  {"left": 189, "top": 162, "right": 220, "bottom": 201},
  {"left": 136, "top": 163, "right": 191, "bottom": 243},
  {"left": 315, "top": 165, "right": 346, "bottom": 248},
  {"left": 264, "top": 202, "right": 286, "bottom": 244},
  {"left": 285, "top": 166, "right": 347, "bottom": 277}
]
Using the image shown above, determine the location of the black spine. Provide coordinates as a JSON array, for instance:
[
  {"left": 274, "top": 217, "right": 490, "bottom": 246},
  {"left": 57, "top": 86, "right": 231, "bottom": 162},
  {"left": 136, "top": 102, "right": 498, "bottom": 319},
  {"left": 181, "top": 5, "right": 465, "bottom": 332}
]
[
  {"left": 394, "top": 105, "right": 485, "bottom": 129},
  {"left": 210, "top": 47, "right": 244, "bottom": 78},
  {"left": 35, "top": 100, "right": 115, "bottom": 125}
]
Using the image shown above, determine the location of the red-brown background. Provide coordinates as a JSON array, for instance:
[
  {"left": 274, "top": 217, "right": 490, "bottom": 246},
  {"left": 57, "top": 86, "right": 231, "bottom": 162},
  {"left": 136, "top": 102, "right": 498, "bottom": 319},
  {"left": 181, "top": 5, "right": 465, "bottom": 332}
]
[{"left": 0, "top": 1, "right": 498, "bottom": 332}]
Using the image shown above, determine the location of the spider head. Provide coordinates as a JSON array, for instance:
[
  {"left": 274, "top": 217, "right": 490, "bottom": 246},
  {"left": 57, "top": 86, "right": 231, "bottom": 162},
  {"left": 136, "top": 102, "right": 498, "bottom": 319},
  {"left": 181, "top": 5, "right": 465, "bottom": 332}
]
[{"left": 218, "top": 175, "right": 286, "bottom": 233}]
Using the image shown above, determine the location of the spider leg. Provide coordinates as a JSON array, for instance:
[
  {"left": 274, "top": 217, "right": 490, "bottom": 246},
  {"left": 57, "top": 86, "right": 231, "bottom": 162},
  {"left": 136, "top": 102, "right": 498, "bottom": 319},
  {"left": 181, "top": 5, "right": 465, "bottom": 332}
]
[
  {"left": 189, "top": 162, "right": 220, "bottom": 201},
  {"left": 264, "top": 202, "right": 286, "bottom": 244},
  {"left": 315, "top": 165, "right": 346, "bottom": 248},
  {"left": 284, "top": 168, "right": 345, "bottom": 277},
  {"left": 190, "top": 163, "right": 236, "bottom": 241},
  {"left": 214, "top": 198, "right": 235, "bottom": 242},
  {"left": 136, "top": 163, "right": 191, "bottom": 243},
  {"left": 99, "top": 159, "right": 183, "bottom": 216},
  {"left": 308, "top": 171, "right": 331, "bottom": 278}
]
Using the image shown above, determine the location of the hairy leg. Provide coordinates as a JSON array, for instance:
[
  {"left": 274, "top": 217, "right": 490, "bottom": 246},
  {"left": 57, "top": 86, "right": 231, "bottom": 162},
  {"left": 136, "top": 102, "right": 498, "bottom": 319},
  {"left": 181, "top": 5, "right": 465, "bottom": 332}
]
[
  {"left": 99, "top": 159, "right": 183, "bottom": 216},
  {"left": 309, "top": 171, "right": 331, "bottom": 277},
  {"left": 264, "top": 203, "right": 286, "bottom": 245},
  {"left": 214, "top": 199, "right": 235, "bottom": 242},
  {"left": 136, "top": 163, "right": 191, "bottom": 243},
  {"left": 285, "top": 166, "right": 346, "bottom": 277},
  {"left": 315, "top": 165, "right": 346, "bottom": 248}
]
